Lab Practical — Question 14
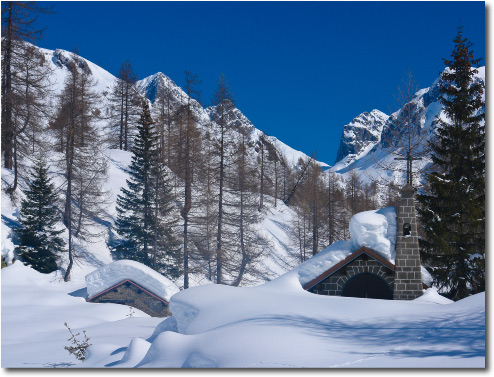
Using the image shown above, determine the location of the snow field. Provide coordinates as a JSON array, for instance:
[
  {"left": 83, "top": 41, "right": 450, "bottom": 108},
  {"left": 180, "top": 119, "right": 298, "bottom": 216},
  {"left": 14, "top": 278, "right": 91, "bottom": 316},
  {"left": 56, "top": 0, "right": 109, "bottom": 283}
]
[
  {"left": 83, "top": 271, "right": 484, "bottom": 368},
  {"left": 1, "top": 205, "right": 485, "bottom": 368},
  {"left": 0, "top": 262, "right": 162, "bottom": 368}
]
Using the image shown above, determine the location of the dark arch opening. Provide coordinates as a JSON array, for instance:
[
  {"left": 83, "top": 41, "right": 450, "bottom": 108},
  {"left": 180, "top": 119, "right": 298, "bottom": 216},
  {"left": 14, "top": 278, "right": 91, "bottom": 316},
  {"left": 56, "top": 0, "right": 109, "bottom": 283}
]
[{"left": 341, "top": 272, "right": 393, "bottom": 300}]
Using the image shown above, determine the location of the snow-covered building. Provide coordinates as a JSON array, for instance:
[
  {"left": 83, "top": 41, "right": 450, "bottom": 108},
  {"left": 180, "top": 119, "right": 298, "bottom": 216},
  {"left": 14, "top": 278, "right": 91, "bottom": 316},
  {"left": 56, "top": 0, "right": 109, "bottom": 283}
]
[
  {"left": 85, "top": 260, "right": 180, "bottom": 317},
  {"left": 296, "top": 187, "right": 429, "bottom": 300},
  {"left": 304, "top": 245, "right": 396, "bottom": 299}
]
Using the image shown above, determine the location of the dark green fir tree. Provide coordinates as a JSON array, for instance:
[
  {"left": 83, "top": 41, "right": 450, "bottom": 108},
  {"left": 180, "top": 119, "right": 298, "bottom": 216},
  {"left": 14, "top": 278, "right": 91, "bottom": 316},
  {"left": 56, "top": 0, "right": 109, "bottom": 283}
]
[
  {"left": 417, "top": 25, "right": 485, "bottom": 300},
  {"left": 15, "top": 158, "right": 65, "bottom": 273},
  {"left": 113, "top": 100, "right": 181, "bottom": 279}
]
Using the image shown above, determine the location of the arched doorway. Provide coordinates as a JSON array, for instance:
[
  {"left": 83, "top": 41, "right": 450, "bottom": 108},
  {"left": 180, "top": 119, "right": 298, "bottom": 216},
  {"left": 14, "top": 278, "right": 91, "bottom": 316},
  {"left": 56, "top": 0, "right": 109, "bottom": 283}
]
[{"left": 341, "top": 272, "right": 393, "bottom": 299}]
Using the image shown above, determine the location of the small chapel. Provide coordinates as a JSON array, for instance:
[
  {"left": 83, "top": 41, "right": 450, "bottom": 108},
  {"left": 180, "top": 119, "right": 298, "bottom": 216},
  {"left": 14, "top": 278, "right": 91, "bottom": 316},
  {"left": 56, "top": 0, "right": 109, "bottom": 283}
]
[{"left": 303, "top": 185, "right": 425, "bottom": 300}]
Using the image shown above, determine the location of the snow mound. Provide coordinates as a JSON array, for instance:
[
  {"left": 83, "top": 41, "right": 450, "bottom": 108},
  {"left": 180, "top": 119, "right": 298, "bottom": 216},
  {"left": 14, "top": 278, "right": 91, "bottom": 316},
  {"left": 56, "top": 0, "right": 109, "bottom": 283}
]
[
  {"left": 85, "top": 260, "right": 180, "bottom": 301},
  {"left": 349, "top": 207, "right": 397, "bottom": 261},
  {"left": 414, "top": 288, "right": 453, "bottom": 305},
  {"left": 113, "top": 338, "right": 152, "bottom": 368},
  {"left": 106, "top": 278, "right": 484, "bottom": 368}
]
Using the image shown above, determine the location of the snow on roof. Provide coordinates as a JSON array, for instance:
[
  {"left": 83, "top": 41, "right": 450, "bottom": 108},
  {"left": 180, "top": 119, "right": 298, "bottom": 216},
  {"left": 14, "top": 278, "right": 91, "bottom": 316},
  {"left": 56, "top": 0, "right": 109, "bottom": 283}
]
[
  {"left": 85, "top": 260, "right": 180, "bottom": 301},
  {"left": 295, "top": 240, "right": 355, "bottom": 287},
  {"left": 287, "top": 207, "right": 397, "bottom": 287},
  {"left": 349, "top": 206, "right": 397, "bottom": 262},
  {"left": 281, "top": 206, "right": 432, "bottom": 287}
]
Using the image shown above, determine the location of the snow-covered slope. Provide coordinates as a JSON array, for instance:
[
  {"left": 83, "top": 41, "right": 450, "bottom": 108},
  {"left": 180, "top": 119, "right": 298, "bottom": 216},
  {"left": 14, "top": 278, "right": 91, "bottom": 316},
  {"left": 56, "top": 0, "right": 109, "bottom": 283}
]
[
  {"left": 1, "top": 148, "right": 300, "bottom": 288},
  {"left": 30, "top": 44, "right": 327, "bottom": 171},
  {"left": 331, "top": 67, "right": 485, "bottom": 188},
  {"left": 37, "top": 46, "right": 115, "bottom": 95},
  {"left": 1, "top": 44, "right": 326, "bottom": 287}
]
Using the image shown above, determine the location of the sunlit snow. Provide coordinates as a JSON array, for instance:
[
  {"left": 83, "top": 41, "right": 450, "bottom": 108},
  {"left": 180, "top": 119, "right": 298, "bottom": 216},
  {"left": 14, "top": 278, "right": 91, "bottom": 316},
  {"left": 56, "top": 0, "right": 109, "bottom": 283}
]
[{"left": 1, "top": 261, "right": 484, "bottom": 368}]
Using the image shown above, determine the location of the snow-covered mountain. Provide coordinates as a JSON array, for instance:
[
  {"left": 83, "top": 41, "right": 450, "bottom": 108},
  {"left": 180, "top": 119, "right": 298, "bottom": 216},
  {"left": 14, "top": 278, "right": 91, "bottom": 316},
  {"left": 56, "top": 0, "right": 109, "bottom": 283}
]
[
  {"left": 40, "top": 47, "right": 115, "bottom": 94},
  {"left": 31, "top": 46, "right": 327, "bottom": 171},
  {"left": 136, "top": 72, "right": 192, "bottom": 108},
  {"left": 333, "top": 109, "right": 388, "bottom": 171},
  {"left": 331, "top": 66, "right": 486, "bottom": 187},
  {"left": 135, "top": 70, "right": 329, "bottom": 170},
  {"left": 1, "top": 45, "right": 318, "bottom": 287}
]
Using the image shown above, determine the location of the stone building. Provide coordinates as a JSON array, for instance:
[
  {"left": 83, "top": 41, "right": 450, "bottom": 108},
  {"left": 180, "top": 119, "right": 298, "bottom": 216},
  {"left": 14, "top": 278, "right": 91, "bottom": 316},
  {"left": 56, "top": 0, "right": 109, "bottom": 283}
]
[
  {"left": 304, "top": 246, "right": 395, "bottom": 299},
  {"left": 302, "top": 186, "right": 425, "bottom": 300},
  {"left": 85, "top": 260, "right": 179, "bottom": 317},
  {"left": 87, "top": 279, "right": 171, "bottom": 317}
]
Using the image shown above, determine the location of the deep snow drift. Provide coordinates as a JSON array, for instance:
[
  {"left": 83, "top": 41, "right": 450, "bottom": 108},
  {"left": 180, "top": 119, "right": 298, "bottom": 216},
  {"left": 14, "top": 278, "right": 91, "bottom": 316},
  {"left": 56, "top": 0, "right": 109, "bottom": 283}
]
[
  {"left": 1, "top": 262, "right": 162, "bottom": 368},
  {"left": 1, "top": 260, "right": 483, "bottom": 368},
  {"left": 2, "top": 206, "right": 483, "bottom": 368},
  {"left": 119, "top": 277, "right": 483, "bottom": 368}
]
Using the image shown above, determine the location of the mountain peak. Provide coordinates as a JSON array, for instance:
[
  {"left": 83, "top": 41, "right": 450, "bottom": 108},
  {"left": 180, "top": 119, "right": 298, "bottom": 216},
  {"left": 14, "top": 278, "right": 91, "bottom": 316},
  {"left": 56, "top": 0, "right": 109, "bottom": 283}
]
[
  {"left": 136, "top": 72, "right": 183, "bottom": 103},
  {"left": 334, "top": 109, "right": 389, "bottom": 166}
]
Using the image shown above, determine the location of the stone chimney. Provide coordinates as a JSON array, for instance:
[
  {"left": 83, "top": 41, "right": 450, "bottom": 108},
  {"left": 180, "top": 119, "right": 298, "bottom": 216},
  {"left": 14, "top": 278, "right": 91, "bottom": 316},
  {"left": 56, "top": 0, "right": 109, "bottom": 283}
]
[{"left": 394, "top": 185, "right": 423, "bottom": 300}]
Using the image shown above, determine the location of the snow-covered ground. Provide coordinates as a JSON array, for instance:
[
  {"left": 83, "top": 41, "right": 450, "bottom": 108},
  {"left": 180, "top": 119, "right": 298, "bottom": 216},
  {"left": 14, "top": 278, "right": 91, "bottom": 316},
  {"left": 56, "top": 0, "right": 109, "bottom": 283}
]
[
  {"left": 1, "top": 260, "right": 485, "bottom": 368},
  {"left": 1, "top": 169, "right": 485, "bottom": 368},
  {"left": 1, "top": 261, "right": 162, "bottom": 368}
]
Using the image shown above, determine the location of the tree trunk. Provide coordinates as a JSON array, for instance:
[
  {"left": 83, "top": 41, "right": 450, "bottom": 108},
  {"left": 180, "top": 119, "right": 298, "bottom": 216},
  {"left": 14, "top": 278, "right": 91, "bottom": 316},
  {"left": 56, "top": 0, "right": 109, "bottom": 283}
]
[
  {"left": 232, "top": 189, "right": 247, "bottom": 287},
  {"left": 216, "top": 118, "right": 225, "bottom": 284},
  {"left": 259, "top": 138, "right": 264, "bottom": 210},
  {"left": 119, "top": 82, "right": 124, "bottom": 150},
  {"left": 2, "top": 4, "right": 14, "bottom": 170}
]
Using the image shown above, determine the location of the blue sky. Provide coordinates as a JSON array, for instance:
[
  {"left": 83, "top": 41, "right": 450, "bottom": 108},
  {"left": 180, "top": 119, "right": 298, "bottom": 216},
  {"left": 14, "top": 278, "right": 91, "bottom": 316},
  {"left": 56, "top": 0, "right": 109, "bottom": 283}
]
[{"left": 37, "top": 1, "right": 485, "bottom": 165}]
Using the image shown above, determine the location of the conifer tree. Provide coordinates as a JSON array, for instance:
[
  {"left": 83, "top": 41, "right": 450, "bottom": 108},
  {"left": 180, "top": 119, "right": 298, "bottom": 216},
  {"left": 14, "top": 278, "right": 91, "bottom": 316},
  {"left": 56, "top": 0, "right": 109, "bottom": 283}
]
[
  {"left": 211, "top": 74, "right": 235, "bottom": 284},
  {"left": 323, "top": 172, "right": 346, "bottom": 245},
  {"left": 51, "top": 54, "right": 105, "bottom": 282},
  {"left": 176, "top": 70, "right": 202, "bottom": 288},
  {"left": 15, "top": 158, "right": 65, "bottom": 273},
  {"left": 417, "top": 26, "right": 485, "bottom": 300},
  {"left": 346, "top": 170, "right": 363, "bottom": 216},
  {"left": 106, "top": 60, "right": 140, "bottom": 150},
  {"left": 153, "top": 81, "right": 176, "bottom": 164},
  {"left": 1, "top": 1, "right": 52, "bottom": 171},
  {"left": 225, "top": 132, "right": 270, "bottom": 286},
  {"left": 190, "top": 130, "right": 219, "bottom": 282},
  {"left": 114, "top": 100, "right": 181, "bottom": 279}
]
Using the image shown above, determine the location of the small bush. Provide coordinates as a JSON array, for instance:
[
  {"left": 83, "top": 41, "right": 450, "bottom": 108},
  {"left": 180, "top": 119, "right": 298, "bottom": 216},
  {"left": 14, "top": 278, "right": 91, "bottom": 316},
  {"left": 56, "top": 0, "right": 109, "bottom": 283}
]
[{"left": 64, "top": 322, "right": 91, "bottom": 361}]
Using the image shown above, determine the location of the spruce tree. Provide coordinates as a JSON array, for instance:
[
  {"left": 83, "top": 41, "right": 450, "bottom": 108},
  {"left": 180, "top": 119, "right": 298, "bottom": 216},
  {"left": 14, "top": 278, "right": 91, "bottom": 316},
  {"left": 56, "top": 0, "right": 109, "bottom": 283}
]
[
  {"left": 417, "top": 26, "right": 485, "bottom": 300},
  {"left": 113, "top": 100, "right": 181, "bottom": 279},
  {"left": 15, "top": 158, "right": 65, "bottom": 273}
]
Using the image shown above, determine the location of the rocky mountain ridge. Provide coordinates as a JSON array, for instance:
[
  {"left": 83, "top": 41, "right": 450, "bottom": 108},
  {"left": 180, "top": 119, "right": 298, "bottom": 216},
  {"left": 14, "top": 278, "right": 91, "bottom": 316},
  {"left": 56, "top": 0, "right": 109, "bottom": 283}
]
[{"left": 331, "top": 66, "right": 485, "bottom": 188}]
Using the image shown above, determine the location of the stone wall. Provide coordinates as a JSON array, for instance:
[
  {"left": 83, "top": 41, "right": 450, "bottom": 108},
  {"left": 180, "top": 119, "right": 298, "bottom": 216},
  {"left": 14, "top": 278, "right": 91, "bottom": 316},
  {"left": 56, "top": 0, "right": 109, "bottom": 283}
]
[
  {"left": 309, "top": 254, "right": 394, "bottom": 296},
  {"left": 393, "top": 185, "right": 423, "bottom": 300},
  {"left": 89, "top": 280, "right": 170, "bottom": 317}
]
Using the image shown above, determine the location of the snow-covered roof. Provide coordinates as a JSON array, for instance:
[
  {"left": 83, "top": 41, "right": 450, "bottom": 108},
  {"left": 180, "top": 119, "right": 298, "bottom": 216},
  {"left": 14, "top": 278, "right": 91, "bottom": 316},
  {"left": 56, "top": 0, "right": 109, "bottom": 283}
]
[
  {"left": 280, "top": 207, "right": 432, "bottom": 287},
  {"left": 85, "top": 260, "right": 180, "bottom": 301},
  {"left": 290, "top": 207, "right": 396, "bottom": 286}
]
